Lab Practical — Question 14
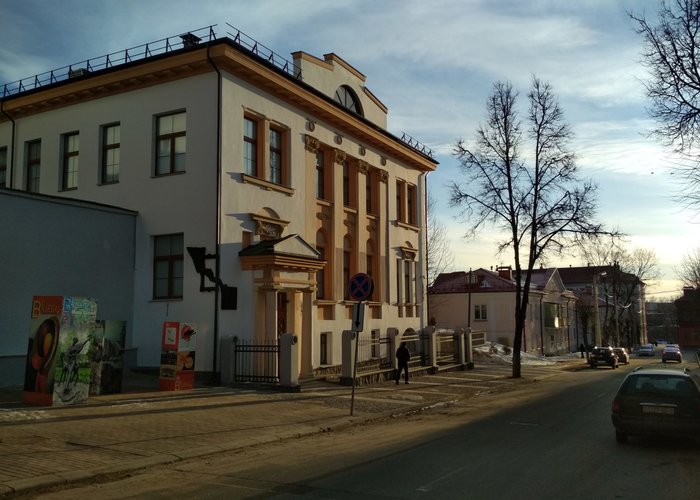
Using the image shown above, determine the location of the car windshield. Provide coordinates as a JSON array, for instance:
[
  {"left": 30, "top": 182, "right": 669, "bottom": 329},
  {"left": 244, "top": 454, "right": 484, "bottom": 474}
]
[{"left": 620, "top": 375, "right": 694, "bottom": 397}]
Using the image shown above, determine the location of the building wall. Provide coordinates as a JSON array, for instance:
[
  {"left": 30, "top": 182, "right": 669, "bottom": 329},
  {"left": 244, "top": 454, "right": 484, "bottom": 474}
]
[{"left": 0, "top": 189, "right": 135, "bottom": 386}]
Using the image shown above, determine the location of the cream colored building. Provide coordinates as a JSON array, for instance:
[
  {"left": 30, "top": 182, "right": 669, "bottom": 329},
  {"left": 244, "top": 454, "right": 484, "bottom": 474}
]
[
  {"left": 428, "top": 267, "right": 576, "bottom": 355},
  {"left": 0, "top": 27, "right": 437, "bottom": 380}
]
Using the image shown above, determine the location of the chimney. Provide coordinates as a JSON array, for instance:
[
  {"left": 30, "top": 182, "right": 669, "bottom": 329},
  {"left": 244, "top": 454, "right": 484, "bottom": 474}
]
[
  {"left": 181, "top": 33, "right": 201, "bottom": 48},
  {"left": 497, "top": 266, "right": 513, "bottom": 280}
]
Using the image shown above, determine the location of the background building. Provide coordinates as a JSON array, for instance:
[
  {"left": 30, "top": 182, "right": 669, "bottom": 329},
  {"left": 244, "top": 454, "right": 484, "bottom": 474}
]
[{"left": 428, "top": 267, "right": 575, "bottom": 355}]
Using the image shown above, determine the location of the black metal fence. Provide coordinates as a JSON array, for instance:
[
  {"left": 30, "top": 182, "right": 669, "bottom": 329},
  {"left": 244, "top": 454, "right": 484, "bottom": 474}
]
[{"left": 232, "top": 338, "right": 280, "bottom": 383}]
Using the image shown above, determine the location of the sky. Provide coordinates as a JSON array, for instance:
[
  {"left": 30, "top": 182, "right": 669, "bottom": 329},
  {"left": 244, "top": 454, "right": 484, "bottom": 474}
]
[{"left": 1, "top": 0, "right": 698, "bottom": 300}]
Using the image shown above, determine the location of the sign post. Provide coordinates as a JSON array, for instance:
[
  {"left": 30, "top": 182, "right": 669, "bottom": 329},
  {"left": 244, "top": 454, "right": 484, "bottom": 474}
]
[{"left": 348, "top": 273, "right": 374, "bottom": 416}]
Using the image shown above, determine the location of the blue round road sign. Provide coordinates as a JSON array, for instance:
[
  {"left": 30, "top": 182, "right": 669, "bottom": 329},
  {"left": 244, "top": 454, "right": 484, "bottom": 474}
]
[{"left": 348, "top": 273, "right": 374, "bottom": 301}]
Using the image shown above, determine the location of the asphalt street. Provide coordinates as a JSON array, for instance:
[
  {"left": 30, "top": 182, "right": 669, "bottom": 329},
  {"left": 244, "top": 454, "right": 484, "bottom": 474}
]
[{"left": 0, "top": 359, "right": 581, "bottom": 497}]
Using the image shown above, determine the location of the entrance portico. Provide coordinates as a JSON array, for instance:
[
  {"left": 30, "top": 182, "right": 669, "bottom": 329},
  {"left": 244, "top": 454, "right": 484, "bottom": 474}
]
[{"left": 239, "top": 234, "right": 325, "bottom": 377}]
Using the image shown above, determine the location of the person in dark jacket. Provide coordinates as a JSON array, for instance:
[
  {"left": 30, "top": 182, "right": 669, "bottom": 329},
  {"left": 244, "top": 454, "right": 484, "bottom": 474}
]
[{"left": 396, "top": 341, "right": 411, "bottom": 385}]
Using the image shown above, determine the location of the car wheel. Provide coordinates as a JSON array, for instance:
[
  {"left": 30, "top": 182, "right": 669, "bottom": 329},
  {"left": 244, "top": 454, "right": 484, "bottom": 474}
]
[{"left": 616, "top": 431, "right": 628, "bottom": 444}]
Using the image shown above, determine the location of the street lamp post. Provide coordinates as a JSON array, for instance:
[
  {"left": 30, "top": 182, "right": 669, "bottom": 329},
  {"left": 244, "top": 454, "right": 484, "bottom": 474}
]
[{"left": 593, "top": 271, "right": 606, "bottom": 346}]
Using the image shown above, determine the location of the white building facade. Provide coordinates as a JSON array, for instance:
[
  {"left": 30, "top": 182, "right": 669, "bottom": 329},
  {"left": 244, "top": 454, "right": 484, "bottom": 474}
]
[{"left": 0, "top": 27, "right": 437, "bottom": 381}]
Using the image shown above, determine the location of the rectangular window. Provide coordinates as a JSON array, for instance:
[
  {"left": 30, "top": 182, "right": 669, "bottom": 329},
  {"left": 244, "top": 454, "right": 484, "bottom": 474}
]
[
  {"left": 26, "top": 140, "right": 41, "bottom": 193},
  {"left": 343, "top": 248, "right": 351, "bottom": 301},
  {"left": 544, "top": 303, "right": 561, "bottom": 328},
  {"left": 396, "top": 180, "right": 405, "bottom": 222},
  {"left": 101, "top": 123, "right": 120, "bottom": 184},
  {"left": 407, "top": 184, "right": 417, "bottom": 225},
  {"left": 366, "top": 170, "right": 376, "bottom": 215},
  {"left": 244, "top": 117, "right": 258, "bottom": 176},
  {"left": 475, "top": 304, "right": 488, "bottom": 321},
  {"left": 396, "top": 258, "right": 402, "bottom": 303},
  {"left": 269, "top": 127, "right": 282, "bottom": 184},
  {"left": 404, "top": 260, "right": 411, "bottom": 304},
  {"left": 156, "top": 112, "right": 186, "bottom": 176},
  {"left": 62, "top": 132, "right": 79, "bottom": 190},
  {"left": 320, "top": 332, "right": 330, "bottom": 365},
  {"left": 371, "top": 329, "right": 380, "bottom": 358},
  {"left": 153, "top": 233, "right": 184, "bottom": 299},
  {"left": 0, "top": 147, "right": 7, "bottom": 188},
  {"left": 316, "top": 150, "right": 325, "bottom": 199}
]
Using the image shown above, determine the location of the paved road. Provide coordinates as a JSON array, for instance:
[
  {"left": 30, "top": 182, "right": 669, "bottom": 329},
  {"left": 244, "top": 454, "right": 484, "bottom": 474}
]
[{"left": 0, "top": 360, "right": 576, "bottom": 497}]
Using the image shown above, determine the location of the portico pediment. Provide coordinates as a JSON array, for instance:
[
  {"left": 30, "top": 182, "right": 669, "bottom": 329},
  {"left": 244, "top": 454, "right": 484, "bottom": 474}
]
[{"left": 239, "top": 234, "right": 325, "bottom": 273}]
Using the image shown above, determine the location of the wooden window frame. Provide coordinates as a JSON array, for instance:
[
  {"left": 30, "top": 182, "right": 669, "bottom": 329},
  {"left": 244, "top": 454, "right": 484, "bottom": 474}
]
[
  {"left": 101, "top": 123, "right": 120, "bottom": 184},
  {"left": 243, "top": 113, "right": 290, "bottom": 187},
  {"left": 26, "top": 140, "right": 41, "bottom": 193},
  {"left": 407, "top": 184, "right": 417, "bottom": 225},
  {"left": 61, "top": 132, "right": 79, "bottom": 191},
  {"left": 396, "top": 179, "right": 405, "bottom": 222},
  {"left": 153, "top": 233, "right": 184, "bottom": 300},
  {"left": 155, "top": 111, "right": 186, "bottom": 176}
]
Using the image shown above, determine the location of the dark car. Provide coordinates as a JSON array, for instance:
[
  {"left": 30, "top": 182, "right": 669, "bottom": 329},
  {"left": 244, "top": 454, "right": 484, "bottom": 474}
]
[
  {"left": 613, "top": 347, "right": 630, "bottom": 365},
  {"left": 589, "top": 346, "right": 618, "bottom": 369},
  {"left": 662, "top": 346, "right": 683, "bottom": 363},
  {"left": 638, "top": 344, "right": 656, "bottom": 356},
  {"left": 611, "top": 368, "right": 700, "bottom": 444}
]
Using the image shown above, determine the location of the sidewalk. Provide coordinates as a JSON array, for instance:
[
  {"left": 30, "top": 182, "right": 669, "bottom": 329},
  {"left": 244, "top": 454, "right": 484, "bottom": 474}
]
[{"left": 0, "top": 360, "right": 581, "bottom": 497}]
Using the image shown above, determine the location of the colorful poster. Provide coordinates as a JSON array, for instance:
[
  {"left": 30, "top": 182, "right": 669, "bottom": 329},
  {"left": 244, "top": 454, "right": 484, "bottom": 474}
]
[
  {"left": 159, "top": 321, "right": 197, "bottom": 391},
  {"left": 52, "top": 297, "right": 97, "bottom": 406},
  {"left": 23, "top": 296, "right": 97, "bottom": 406},
  {"left": 23, "top": 296, "right": 63, "bottom": 406},
  {"left": 90, "top": 320, "right": 127, "bottom": 395}
]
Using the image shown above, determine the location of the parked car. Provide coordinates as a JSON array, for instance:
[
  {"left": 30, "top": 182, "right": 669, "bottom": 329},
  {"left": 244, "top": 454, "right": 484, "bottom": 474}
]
[
  {"left": 589, "top": 346, "right": 618, "bottom": 369},
  {"left": 662, "top": 346, "right": 683, "bottom": 363},
  {"left": 638, "top": 344, "right": 656, "bottom": 356},
  {"left": 613, "top": 347, "right": 630, "bottom": 365},
  {"left": 611, "top": 367, "right": 700, "bottom": 443}
]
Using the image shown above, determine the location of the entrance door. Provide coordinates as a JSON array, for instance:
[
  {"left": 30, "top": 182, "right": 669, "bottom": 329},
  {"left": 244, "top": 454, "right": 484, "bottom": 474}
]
[{"left": 277, "top": 291, "right": 287, "bottom": 336}]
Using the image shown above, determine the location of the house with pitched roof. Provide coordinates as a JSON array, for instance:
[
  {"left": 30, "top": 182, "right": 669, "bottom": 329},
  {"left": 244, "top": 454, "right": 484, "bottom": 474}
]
[{"left": 428, "top": 266, "right": 576, "bottom": 355}]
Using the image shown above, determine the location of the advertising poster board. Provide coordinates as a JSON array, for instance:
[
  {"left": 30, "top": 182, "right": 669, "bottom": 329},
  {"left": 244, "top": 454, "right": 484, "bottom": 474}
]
[
  {"left": 23, "top": 296, "right": 63, "bottom": 406},
  {"left": 23, "top": 296, "right": 97, "bottom": 406},
  {"left": 90, "top": 320, "right": 127, "bottom": 395},
  {"left": 52, "top": 297, "right": 97, "bottom": 406},
  {"left": 159, "top": 321, "right": 197, "bottom": 391}
]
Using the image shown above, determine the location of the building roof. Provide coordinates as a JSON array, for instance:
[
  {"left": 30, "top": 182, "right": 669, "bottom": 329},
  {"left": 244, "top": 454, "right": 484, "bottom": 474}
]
[{"left": 0, "top": 25, "right": 437, "bottom": 172}]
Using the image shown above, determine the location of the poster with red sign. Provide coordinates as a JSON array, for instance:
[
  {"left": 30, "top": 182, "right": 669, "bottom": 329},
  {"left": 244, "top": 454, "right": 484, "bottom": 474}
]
[{"left": 159, "top": 322, "right": 196, "bottom": 391}]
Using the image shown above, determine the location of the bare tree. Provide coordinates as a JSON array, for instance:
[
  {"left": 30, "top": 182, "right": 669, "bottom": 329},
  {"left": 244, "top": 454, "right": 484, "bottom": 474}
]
[
  {"left": 677, "top": 247, "right": 700, "bottom": 287},
  {"left": 630, "top": 0, "right": 700, "bottom": 215},
  {"left": 426, "top": 191, "right": 454, "bottom": 288},
  {"left": 450, "top": 78, "right": 613, "bottom": 378}
]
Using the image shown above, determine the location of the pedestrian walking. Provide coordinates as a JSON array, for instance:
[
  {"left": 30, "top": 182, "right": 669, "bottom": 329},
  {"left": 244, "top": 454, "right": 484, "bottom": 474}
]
[
  {"left": 579, "top": 344, "right": 585, "bottom": 359},
  {"left": 396, "top": 341, "right": 410, "bottom": 385}
]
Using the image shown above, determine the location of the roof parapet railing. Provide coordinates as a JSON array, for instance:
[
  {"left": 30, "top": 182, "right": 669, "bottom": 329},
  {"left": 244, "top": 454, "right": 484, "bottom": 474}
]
[
  {"left": 400, "top": 132, "right": 434, "bottom": 159},
  {"left": 0, "top": 25, "right": 218, "bottom": 98},
  {"left": 225, "top": 23, "right": 302, "bottom": 80}
]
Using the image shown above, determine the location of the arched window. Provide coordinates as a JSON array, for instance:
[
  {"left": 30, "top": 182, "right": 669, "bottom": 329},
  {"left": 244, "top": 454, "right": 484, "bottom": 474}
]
[{"left": 334, "top": 85, "right": 363, "bottom": 116}]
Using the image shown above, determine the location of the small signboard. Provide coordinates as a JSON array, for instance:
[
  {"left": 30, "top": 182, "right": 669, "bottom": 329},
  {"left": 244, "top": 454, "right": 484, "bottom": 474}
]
[{"left": 348, "top": 273, "right": 374, "bottom": 302}]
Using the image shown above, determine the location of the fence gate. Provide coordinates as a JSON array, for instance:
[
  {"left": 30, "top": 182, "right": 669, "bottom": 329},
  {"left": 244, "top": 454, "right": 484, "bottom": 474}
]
[{"left": 232, "top": 338, "right": 280, "bottom": 383}]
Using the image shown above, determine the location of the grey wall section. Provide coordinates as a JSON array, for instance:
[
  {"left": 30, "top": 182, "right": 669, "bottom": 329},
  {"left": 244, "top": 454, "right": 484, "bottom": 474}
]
[{"left": 0, "top": 189, "right": 136, "bottom": 386}]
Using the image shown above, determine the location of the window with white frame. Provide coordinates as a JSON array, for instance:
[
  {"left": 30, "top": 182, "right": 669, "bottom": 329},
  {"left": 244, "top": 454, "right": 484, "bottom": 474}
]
[{"left": 475, "top": 304, "right": 488, "bottom": 321}]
